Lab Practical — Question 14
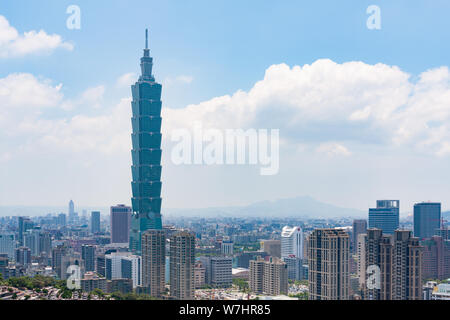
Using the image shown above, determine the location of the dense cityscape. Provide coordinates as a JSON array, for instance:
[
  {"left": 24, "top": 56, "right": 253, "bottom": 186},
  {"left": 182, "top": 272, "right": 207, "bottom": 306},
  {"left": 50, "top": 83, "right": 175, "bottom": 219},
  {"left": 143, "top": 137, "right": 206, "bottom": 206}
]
[
  {"left": 0, "top": 199, "right": 449, "bottom": 300},
  {"left": 1, "top": 6, "right": 450, "bottom": 305}
]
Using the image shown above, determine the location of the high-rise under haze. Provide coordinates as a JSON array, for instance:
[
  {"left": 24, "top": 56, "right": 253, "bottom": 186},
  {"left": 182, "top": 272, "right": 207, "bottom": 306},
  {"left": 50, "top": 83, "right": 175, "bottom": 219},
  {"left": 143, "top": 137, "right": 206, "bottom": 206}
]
[
  {"left": 414, "top": 202, "right": 441, "bottom": 240},
  {"left": 129, "top": 29, "right": 163, "bottom": 255},
  {"left": 368, "top": 200, "right": 400, "bottom": 235}
]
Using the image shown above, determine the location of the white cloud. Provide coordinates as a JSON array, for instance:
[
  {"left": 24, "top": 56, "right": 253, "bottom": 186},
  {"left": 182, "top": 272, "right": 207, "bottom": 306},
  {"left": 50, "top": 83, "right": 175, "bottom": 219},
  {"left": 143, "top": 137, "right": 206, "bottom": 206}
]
[
  {"left": 162, "top": 59, "right": 450, "bottom": 157},
  {"left": 0, "top": 15, "right": 73, "bottom": 58},
  {"left": 164, "top": 75, "right": 194, "bottom": 86},
  {"left": 316, "top": 143, "right": 351, "bottom": 157},
  {"left": 116, "top": 73, "right": 136, "bottom": 88}
]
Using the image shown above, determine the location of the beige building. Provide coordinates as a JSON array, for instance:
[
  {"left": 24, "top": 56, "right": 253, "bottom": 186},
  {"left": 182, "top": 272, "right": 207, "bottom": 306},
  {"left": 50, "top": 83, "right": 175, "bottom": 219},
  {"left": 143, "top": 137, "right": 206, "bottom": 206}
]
[
  {"left": 261, "top": 240, "right": 281, "bottom": 258},
  {"left": 308, "top": 228, "right": 350, "bottom": 300},
  {"left": 249, "top": 257, "right": 288, "bottom": 296},
  {"left": 141, "top": 229, "right": 166, "bottom": 297},
  {"left": 169, "top": 231, "right": 195, "bottom": 300},
  {"left": 194, "top": 261, "right": 206, "bottom": 288}
]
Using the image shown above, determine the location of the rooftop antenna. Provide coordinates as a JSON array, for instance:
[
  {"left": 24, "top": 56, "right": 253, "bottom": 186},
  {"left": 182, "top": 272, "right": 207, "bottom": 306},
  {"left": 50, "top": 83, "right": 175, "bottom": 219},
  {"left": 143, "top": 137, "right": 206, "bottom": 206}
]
[{"left": 145, "top": 29, "right": 148, "bottom": 49}]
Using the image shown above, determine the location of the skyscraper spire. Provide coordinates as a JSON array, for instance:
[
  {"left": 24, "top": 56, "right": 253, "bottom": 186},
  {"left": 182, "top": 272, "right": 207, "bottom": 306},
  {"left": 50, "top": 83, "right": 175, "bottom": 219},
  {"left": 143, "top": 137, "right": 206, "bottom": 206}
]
[{"left": 145, "top": 28, "right": 148, "bottom": 49}]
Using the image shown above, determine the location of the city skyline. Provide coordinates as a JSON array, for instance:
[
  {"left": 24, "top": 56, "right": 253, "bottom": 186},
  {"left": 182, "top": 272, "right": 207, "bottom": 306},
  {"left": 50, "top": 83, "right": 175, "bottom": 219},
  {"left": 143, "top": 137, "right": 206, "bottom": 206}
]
[{"left": 1, "top": 2, "right": 450, "bottom": 214}]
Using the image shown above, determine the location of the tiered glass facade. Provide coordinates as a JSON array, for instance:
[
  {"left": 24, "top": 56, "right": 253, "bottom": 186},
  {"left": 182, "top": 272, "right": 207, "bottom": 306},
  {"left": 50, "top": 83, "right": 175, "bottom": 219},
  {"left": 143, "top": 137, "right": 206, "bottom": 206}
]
[{"left": 129, "top": 30, "right": 163, "bottom": 254}]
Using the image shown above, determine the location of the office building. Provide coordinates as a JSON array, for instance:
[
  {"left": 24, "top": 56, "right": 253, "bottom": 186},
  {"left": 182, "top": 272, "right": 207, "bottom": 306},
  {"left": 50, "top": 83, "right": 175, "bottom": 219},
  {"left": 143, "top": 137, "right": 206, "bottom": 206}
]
[
  {"left": 221, "top": 240, "right": 234, "bottom": 256},
  {"left": 0, "top": 233, "right": 15, "bottom": 259},
  {"left": 281, "top": 226, "right": 303, "bottom": 259},
  {"left": 368, "top": 200, "right": 399, "bottom": 235},
  {"left": 57, "top": 213, "right": 66, "bottom": 227},
  {"left": 18, "top": 217, "right": 33, "bottom": 246},
  {"left": 414, "top": 202, "right": 441, "bottom": 240},
  {"left": 105, "top": 252, "right": 141, "bottom": 288},
  {"left": 283, "top": 255, "right": 303, "bottom": 281},
  {"left": 170, "top": 231, "right": 195, "bottom": 300},
  {"left": 15, "top": 247, "right": 31, "bottom": 266},
  {"left": 249, "top": 257, "right": 288, "bottom": 296},
  {"left": 129, "top": 29, "right": 164, "bottom": 255},
  {"left": 199, "top": 256, "right": 233, "bottom": 288},
  {"left": 110, "top": 205, "right": 131, "bottom": 244},
  {"left": 141, "top": 229, "right": 165, "bottom": 297},
  {"left": 91, "top": 211, "right": 101, "bottom": 234},
  {"left": 261, "top": 240, "right": 281, "bottom": 258},
  {"left": 352, "top": 220, "right": 367, "bottom": 253},
  {"left": 81, "top": 245, "right": 96, "bottom": 272},
  {"left": 308, "top": 228, "right": 350, "bottom": 300}
]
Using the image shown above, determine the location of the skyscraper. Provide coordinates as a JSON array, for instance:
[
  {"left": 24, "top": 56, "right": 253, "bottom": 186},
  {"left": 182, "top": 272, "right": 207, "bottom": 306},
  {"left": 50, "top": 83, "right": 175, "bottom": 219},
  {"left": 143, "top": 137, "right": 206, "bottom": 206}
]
[
  {"left": 281, "top": 226, "right": 303, "bottom": 259},
  {"left": 308, "top": 228, "right": 350, "bottom": 300},
  {"left": 18, "top": 217, "right": 33, "bottom": 246},
  {"left": 129, "top": 29, "right": 163, "bottom": 255},
  {"left": 142, "top": 229, "right": 166, "bottom": 297},
  {"left": 91, "top": 211, "right": 101, "bottom": 234},
  {"left": 352, "top": 219, "right": 367, "bottom": 253},
  {"left": 68, "top": 200, "right": 77, "bottom": 223},
  {"left": 110, "top": 205, "right": 131, "bottom": 244},
  {"left": 368, "top": 200, "right": 399, "bottom": 235},
  {"left": 170, "top": 231, "right": 195, "bottom": 300},
  {"left": 414, "top": 202, "right": 441, "bottom": 240}
]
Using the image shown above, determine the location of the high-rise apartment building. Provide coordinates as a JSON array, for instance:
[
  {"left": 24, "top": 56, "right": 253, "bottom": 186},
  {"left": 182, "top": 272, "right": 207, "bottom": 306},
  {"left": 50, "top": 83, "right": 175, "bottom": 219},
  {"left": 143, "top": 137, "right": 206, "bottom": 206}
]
[
  {"left": 391, "top": 230, "right": 422, "bottom": 300},
  {"left": 414, "top": 202, "right": 441, "bottom": 240},
  {"left": 352, "top": 219, "right": 367, "bottom": 253},
  {"left": 91, "top": 211, "right": 101, "bottom": 234},
  {"left": 141, "top": 229, "right": 165, "bottom": 297},
  {"left": 129, "top": 30, "right": 164, "bottom": 255},
  {"left": 368, "top": 200, "right": 399, "bottom": 235},
  {"left": 308, "top": 228, "right": 350, "bottom": 300},
  {"left": 361, "top": 229, "right": 423, "bottom": 300},
  {"left": 249, "top": 257, "right": 288, "bottom": 296},
  {"left": 169, "top": 231, "right": 195, "bottom": 300},
  {"left": 421, "top": 236, "right": 450, "bottom": 280},
  {"left": 110, "top": 205, "right": 131, "bottom": 244},
  {"left": 281, "top": 226, "right": 303, "bottom": 259}
]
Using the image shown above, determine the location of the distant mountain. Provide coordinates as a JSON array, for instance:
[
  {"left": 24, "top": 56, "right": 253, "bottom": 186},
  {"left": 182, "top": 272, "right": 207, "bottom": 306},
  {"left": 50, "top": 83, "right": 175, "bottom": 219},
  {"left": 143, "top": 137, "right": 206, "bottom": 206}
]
[{"left": 164, "top": 196, "right": 366, "bottom": 219}]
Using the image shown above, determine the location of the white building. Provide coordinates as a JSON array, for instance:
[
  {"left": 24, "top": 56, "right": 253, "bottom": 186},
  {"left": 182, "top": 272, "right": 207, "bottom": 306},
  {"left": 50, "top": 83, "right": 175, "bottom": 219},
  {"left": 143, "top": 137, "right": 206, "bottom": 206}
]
[
  {"left": 105, "top": 252, "right": 141, "bottom": 288},
  {"left": 281, "top": 226, "right": 303, "bottom": 259}
]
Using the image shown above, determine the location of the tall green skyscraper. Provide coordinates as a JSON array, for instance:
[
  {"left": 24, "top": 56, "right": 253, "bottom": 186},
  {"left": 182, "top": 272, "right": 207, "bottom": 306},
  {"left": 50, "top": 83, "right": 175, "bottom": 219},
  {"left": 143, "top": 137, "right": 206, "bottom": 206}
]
[{"left": 129, "top": 29, "right": 163, "bottom": 254}]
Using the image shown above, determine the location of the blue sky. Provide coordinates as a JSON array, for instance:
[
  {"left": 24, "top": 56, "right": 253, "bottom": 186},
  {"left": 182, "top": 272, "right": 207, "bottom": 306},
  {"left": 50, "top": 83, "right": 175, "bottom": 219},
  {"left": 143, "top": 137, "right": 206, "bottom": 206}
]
[{"left": 2, "top": 1, "right": 450, "bottom": 214}]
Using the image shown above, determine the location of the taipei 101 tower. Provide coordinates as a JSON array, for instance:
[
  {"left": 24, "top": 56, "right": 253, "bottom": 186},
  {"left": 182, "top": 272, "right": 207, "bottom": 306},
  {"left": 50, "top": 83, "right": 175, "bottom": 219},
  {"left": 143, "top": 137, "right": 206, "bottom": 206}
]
[{"left": 129, "top": 29, "right": 163, "bottom": 254}]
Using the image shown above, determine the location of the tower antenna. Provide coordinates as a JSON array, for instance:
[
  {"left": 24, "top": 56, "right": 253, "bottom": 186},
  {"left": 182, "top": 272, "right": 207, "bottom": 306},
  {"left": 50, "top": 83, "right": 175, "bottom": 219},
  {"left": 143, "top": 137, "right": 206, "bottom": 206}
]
[{"left": 145, "top": 29, "right": 148, "bottom": 49}]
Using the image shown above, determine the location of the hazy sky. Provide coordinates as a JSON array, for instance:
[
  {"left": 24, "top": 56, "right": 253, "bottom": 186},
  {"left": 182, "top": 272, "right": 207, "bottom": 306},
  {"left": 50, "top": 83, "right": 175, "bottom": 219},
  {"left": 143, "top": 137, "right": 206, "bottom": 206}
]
[{"left": 1, "top": 1, "right": 450, "bottom": 214}]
